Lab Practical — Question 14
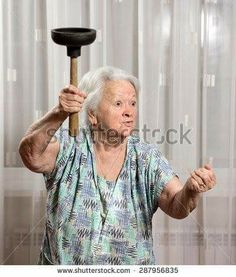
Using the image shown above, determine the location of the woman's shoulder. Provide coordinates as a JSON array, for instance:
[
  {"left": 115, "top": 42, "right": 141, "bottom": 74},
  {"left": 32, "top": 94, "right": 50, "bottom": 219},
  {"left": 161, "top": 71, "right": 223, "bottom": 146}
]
[
  {"left": 53, "top": 127, "right": 90, "bottom": 155},
  {"left": 128, "top": 135, "right": 162, "bottom": 157}
]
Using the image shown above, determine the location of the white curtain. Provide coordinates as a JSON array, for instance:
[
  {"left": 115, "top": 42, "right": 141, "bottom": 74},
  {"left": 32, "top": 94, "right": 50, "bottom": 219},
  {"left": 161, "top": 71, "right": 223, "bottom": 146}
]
[{"left": 0, "top": 0, "right": 235, "bottom": 265}]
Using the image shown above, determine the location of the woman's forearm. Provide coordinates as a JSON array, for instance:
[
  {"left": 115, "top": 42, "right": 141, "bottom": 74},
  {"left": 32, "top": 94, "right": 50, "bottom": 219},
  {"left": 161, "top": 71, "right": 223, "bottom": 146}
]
[
  {"left": 170, "top": 184, "right": 201, "bottom": 219},
  {"left": 19, "top": 105, "right": 68, "bottom": 158}
]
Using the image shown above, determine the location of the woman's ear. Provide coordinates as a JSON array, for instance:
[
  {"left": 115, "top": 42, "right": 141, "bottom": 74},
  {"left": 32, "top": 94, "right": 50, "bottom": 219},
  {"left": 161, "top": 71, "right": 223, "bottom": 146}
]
[{"left": 88, "top": 109, "right": 97, "bottom": 126}]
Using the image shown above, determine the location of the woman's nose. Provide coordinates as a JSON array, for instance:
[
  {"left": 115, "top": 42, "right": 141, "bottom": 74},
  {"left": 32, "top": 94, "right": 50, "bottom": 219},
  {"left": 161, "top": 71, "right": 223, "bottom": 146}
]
[
  {"left": 124, "top": 112, "right": 131, "bottom": 117},
  {"left": 123, "top": 105, "right": 133, "bottom": 117}
]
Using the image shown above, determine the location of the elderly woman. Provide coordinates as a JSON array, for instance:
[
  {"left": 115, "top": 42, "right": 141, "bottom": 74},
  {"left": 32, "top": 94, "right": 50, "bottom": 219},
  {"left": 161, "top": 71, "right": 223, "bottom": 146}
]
[{"left": 19, "top": 66, "right": 216, "bottom": 265}]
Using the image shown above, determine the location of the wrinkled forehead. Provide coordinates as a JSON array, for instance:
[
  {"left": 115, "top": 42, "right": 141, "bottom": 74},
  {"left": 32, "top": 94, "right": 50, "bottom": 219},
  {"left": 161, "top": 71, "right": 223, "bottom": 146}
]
[{"left": 103, "top": 80, "right": 136, "bottom": 99}]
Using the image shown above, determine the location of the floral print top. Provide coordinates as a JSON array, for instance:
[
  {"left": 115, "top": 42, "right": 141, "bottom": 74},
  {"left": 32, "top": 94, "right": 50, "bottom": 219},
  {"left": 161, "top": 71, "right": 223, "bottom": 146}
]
[{"left": 38, "top": 127, "right": 177, "bottom": 265}]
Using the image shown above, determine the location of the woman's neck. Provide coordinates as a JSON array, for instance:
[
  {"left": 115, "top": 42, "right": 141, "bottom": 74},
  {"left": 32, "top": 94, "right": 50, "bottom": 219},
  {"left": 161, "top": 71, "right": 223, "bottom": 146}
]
[{"left": 91, "top": 129, "right": 127, "bottom": 153}]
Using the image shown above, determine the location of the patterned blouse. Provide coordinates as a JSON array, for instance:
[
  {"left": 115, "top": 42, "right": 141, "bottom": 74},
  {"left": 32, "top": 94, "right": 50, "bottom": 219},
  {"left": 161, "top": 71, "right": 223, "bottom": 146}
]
[{"left": 38, "top": 127, "right": 177, "bottom": 265}]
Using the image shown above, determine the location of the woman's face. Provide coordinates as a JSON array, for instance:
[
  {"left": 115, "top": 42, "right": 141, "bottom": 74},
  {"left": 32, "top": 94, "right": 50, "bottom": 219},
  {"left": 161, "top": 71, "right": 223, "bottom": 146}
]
[{"left": 90, "top": 80, "right": 137, "bottom": 140}]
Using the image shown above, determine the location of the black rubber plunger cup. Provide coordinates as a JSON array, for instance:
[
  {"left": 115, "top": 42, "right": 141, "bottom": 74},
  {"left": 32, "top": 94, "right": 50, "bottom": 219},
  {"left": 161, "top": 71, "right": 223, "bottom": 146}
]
[{"left": 51, "top": 28, "right": 96, "bottom": 137}]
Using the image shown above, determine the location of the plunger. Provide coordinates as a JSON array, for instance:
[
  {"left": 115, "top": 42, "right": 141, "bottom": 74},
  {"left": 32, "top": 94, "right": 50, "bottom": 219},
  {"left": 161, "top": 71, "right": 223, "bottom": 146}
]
[{"left": 51, "top": 27, "right": 96, "bottom": 137}]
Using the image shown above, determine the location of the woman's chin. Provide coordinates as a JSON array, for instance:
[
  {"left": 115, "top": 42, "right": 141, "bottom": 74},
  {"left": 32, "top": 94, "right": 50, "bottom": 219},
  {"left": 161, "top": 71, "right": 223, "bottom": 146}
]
[{"left": 119, "top": 127, "right": 134, "bottom": 138}]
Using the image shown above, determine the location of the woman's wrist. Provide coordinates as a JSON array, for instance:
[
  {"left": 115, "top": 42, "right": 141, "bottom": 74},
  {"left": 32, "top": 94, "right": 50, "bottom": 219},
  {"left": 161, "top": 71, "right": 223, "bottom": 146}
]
[{"left": 52, "top": 104, "right": 69, "bottom": 121}]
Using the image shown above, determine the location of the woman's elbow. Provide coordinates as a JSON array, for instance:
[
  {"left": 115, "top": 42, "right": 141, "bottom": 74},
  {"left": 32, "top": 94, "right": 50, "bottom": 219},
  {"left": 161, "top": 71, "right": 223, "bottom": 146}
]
[{"left": 18, "top": 138, "right": 40, "bottom": 172}]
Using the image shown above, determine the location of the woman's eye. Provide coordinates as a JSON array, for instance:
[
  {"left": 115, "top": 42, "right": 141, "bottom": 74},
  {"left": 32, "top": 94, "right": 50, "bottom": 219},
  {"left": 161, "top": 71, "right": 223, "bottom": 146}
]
[
  {"left": 131, "top": 101, "right": 137, "bottom": 106},
  {"left": 115, "top": 101, "right": 122, "bottom": 106}
]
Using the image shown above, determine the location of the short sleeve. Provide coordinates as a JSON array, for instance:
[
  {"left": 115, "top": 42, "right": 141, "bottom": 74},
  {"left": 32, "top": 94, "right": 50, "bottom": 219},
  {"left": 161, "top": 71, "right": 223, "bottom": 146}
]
[
  {"left": 148, "top": 149, "right": 179, "bottom": 213},
  {"left": 43, "top": 128, "right": 76, "bottom": 189}
]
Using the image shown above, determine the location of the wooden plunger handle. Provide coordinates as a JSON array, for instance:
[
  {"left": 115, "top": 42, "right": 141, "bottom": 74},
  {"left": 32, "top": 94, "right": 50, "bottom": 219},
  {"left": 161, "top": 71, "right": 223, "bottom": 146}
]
[{"left": 69, "top": 57, "right": 79, "bottom": 137}]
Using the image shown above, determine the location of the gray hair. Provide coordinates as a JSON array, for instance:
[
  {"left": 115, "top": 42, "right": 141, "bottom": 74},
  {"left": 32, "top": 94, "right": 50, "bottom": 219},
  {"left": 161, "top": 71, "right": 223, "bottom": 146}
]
[{"left": 79, "top": 66, "right": 139, "bottom": 127}]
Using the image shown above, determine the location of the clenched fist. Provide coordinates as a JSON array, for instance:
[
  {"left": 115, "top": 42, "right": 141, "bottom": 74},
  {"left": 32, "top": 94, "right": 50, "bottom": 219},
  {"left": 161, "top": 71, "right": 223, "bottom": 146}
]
[
  {"left": 58, "top": 85, "right": 87, "bottom": 114},
  {"left": 186, "top": 164, "right": 216, "bottom": 193}
]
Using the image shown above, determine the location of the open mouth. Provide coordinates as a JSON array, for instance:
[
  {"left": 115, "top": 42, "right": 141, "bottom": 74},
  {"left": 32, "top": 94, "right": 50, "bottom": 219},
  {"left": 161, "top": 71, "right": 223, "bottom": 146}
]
[{"left": 123, "top": 121, "right": 133, "bottom": 127}]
